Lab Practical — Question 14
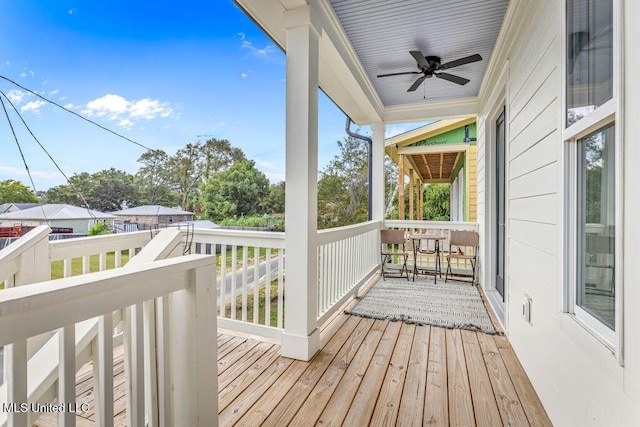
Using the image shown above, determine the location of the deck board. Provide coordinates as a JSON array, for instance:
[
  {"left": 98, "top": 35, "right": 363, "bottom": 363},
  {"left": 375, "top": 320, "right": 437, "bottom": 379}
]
[
  {"left": 289, "top": 317, "right": 375, "bottom": 425},
  {"left": 34, "top": 308, "right": 551, "bottom": 427},
  {"left": 343, "top": 319, "right": 403, "bottom": 426},
  {"left": 425, "top": 326, "right": 449, "bottom": 426},
  {"left": 317, "top": 319, "right": 387, "bottom": 426},
  {"left": 446, "top": 328, "right": 476, "bottom": 426},
  {"left": 461, "top": 329, "right": 503, "bottom": 427},
  {"left": 477, "top": 332, "right": 531, "bottom": 426},
  {"left": 397, "top": 324, "right": 430, "bottom": 427},
  {"left": 369, "top": 322, "right": 415, "bottom": 426}
]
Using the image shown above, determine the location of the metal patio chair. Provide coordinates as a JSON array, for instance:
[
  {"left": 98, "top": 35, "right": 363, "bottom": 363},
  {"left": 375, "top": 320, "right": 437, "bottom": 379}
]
[
  {"left": 380, "top": 229, "right": 409, "bottom": 280},
  {"left": 445, "top": 230, "right": 479, "bottom": 284}
]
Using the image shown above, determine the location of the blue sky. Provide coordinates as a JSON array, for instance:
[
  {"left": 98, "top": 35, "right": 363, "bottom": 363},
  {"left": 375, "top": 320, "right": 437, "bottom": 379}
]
[{"left": 0, "top": 0, "right": 422, "bottom": 191}]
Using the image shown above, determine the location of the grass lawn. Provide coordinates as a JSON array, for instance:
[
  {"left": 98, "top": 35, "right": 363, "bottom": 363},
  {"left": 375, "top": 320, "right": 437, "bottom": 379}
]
[
  {"left": 50, "top": 252, "right": 131, "bottom": 279},
  {"left": 220, "top": 279, "right": 283, "bottom": 328}
]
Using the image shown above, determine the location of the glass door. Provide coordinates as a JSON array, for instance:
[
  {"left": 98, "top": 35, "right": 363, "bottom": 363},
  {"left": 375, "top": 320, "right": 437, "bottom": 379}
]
[{"left": 496, "top": 108, "right": 506, "bottom": 300}]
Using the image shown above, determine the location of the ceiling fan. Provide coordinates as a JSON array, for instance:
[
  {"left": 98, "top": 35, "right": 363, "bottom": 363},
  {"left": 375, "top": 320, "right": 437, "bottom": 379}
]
[{"left": 377, "top": 51, "right": 483, "bottom": 92}]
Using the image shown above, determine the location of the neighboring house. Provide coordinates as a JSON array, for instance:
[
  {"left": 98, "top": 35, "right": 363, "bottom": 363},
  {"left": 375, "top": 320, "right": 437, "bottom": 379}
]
[
  {"left": 237, "top": 0, "right": 640, "bottom": 424},
  {"left": 0, "top": 203, "right": 42, "bottom": 213},
  {"left": 0, "top": 204, "right": 115, "bottom": 235},
  {"left": 111, "top": 205, "right": 194, "bottom": 228},
  {"left": 386, "top": 118, "right": 477, "bottom": 221}
]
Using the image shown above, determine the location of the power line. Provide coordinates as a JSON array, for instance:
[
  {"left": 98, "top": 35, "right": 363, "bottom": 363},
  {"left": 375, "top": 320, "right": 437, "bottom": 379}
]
[
  {"left": 0, "top": 90, "right": 95, "bottom": 213},
  {"left": 0, "top": 96, "right": 50, "bottom": 222},
  {"left": 0, "top": 74, "right": 155, "bottom": 151}
]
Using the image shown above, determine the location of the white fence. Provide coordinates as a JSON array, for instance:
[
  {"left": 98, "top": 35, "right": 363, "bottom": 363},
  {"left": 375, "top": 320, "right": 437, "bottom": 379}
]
[
  {"left": 317, "top": 221, "right": 380, "bottom": 325},
  {"left": 190, "top": 228, "right": 286, "bottom": 341}
]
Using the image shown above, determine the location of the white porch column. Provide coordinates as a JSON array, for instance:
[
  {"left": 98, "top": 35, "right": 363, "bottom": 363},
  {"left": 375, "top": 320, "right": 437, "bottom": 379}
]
[
  {"left": 282, "top": 5, "right": 321, "bottom": 361},
  {"left": 371, "top": 122, "right": 386, "bottom": 222}
]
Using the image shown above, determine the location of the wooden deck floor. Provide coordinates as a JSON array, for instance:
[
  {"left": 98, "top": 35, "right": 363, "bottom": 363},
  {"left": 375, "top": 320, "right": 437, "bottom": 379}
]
[{"left": 36, "top": 298, "right": 552, "bottom": 426}]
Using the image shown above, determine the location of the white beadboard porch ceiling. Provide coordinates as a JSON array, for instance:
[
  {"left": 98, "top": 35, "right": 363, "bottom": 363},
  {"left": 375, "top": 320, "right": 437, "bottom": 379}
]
[{"left": 327, "top": 0, "right": 510, "bottom": 107}]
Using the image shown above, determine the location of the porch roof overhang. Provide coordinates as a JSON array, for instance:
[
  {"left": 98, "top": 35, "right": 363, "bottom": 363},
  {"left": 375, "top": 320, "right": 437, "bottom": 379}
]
[
  {"left": 234, "top": 0, "right": 509, "bottom": 125},
  {"left": 385, "top": 117, "right": 474, "bottom": 183}
]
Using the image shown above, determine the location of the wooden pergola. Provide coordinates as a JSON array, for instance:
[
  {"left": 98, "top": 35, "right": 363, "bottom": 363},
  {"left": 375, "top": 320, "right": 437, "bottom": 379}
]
[{"left": 385, "top": 118, "right": 477, "bottom": 220}]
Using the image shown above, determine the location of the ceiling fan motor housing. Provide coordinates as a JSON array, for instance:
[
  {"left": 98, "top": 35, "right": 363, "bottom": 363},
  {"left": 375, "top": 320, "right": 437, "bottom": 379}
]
[{"left": 425, "top": 56, "right": 441, "bottom": 69}]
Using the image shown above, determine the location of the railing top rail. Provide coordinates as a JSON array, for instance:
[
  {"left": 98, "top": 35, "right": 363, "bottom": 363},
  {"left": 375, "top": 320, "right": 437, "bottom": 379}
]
[
  {"left": 0, "top": 225, "right": 50, "bottom": 280},
  {"left": 49, "top": 230, "right": 152, "bottom": 261},
  {"left": 0, "top": 254, "right": 214, "bottom": 347},
  {"left": 193, "top": 228, "right": 285, "bottom": 249},
  {"left": 317, "top": 220, "right": 382, "bottom": 246},
  {"left": 0, "top": 225, "right": 50, "bottom": 260},
  {"left": 384, "top": 219, "right": 478, "bottom": 231}
]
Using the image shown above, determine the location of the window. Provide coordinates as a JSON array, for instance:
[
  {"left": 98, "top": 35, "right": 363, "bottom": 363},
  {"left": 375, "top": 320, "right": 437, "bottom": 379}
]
[
  {"left": 566, "top": 0, "right": 613, "bottom": 126},
  {"left": 576, "top": 124, "right": 615, "bottom": 331},
  {"left": 565, "top": 0, "right": 619, "bottom": 347}
]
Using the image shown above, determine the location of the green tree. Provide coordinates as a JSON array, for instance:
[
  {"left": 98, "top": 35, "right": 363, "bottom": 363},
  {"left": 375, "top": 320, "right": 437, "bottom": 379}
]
[
  {"left": 422, "top": 184, "right": 450, "bottom": 220},
  {"left": 88, "top": 222, "right": 112, "bottom": 236},
  {"left": 317, "top": 135, "right": 396, "bottom": 229},
  {"left": 200, "top": 160, "right": 269, "bottom": 222},
  {"left": 166, "top": 139, "right": 247, "bottom": 211},
  {"left": 261, "top": 181, "right": 285, "bottom": 214},
  {"left": 201, "top": 139, "right": 247, "bottom": 181},
  {"left": 135, "top": 150, "right": 178, "bottom": 206},
  {"left": 0, "top": 179, "right": 38, "bottom": 204},
  {"left": 43, "top": 169, "right": 137, "bottom": 211},
  {"left": 43, "top": 172, "right": 94, "bottom": 206},
  {"left": 91, "top": 168, "right": 138, "bottom": 211},
  {"left": 167, "top": 142, "right": 203, "bottom": 211}
]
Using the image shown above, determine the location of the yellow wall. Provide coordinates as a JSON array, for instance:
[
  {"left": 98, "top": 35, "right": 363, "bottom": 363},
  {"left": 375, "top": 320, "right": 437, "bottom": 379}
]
[{"left": 466, "top": 145, "right": 477, "bottom": 222}]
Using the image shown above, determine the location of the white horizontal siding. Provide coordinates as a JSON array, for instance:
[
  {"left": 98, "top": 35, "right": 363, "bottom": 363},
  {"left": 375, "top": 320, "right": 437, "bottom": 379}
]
[{"left": 476, "top": 0, "right": 640, "bottom": 424}]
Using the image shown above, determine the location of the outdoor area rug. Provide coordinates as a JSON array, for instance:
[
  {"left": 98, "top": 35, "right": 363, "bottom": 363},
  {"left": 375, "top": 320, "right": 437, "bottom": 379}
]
[{"left": 345, "top": 277, "right": 500, "bottom": 334}]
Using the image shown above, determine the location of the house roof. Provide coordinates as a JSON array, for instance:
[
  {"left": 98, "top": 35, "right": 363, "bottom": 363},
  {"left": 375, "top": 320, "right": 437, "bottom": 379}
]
[
  {"left": 385, "top": 118, "right": 476, "bottom": 183},
  {"left": 0, "top": 202, "right": 42, "bottom": 213},
  {"left": 110, "top": 205, "right": 194, "bottom": 216},
  {"left": 0, "top": 204, "right": 115, "bottom": 220}
]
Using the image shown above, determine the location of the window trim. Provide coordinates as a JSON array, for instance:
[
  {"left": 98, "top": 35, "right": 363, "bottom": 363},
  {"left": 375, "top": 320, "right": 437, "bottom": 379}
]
[{"left": 562, "top": 0, "right": 624, "bottom": 362}]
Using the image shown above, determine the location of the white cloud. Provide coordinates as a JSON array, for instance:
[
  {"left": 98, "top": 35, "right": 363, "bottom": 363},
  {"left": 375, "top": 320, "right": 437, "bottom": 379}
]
[
  {"left": 265, "top": 172, "right": 285, "bottom": 183},
  {"left": 19, "top": 68, "right": 34, "bottom": 79},
  {"left": 241, "top": 72, "right": 249, "bottom": 79},
  {"left": 129, "top": 98, "right": 173, "bottom": 119},
  {"left": 118, "top": 118, "right": 134, "bottom": 128},
  {"left": 49, "top": 89, "right": 59, "bottom": 96},
  {"left": 0, "top": 165, "right": 62, "bottom": 181},
  {"left": 21, "top": 100, "right": 46, "bottom": 114},
  {"left": 255, "top": 158, "right": 278, "bottom": 170},
  {"left": 6, "top": 89, "right": 25, "bottom": 104},
  {"left": 83, "top": 93, "right": 130, "bottom": 117},
  {"left": 68, "top": 8, "right": 76, "bottom": 15},
  {"left": 63, "top": 103, "right": 80, "bottom": 110},
  {"left": 241, "top": 39, "right": 279, "bottom": 59},
  {"left": 82, "top": 93, "right": 174, "bottom": 127}
]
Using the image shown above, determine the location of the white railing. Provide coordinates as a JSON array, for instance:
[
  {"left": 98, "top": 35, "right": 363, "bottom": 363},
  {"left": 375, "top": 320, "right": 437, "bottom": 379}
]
[
  {"left": 0, "top": 253, "right": 217, "bottom": 427},
  {"left": 316, "top": 220, "right": 380, "bottom": 325},
  {"left": 190, "top": 228, "right": 285, "bottom": 341},
  {"left": 49, "top": 231, "right": 151, "bottom": 279},
  {"left": 0, "top": 226, "right": 50, "bottom": 289},
  {"left": 384, "top": 219, "right": 479, "bottom": 277}
]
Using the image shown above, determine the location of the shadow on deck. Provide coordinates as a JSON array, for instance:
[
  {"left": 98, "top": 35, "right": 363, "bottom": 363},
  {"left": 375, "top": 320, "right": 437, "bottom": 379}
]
[{"left": 36, "top": 289, "right": 552, "bottom": 426}]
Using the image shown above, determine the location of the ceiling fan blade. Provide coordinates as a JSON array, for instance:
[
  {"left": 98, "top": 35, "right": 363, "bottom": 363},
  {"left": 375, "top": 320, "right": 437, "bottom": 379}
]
[
  {"left": 377, "top": 71, "right": 422, "bottom": 78},
  {"left": 407, "top": 75, "right": 428, "bottom": 92},
  {"left": 435, "top": 72, "right": 470, "bottom": 85},
  {"left": 439, "top": 53, "right": 483, "bottom": 70},
  {"left": 409, "top": 50, "right": 429, "bottom": 70}
]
